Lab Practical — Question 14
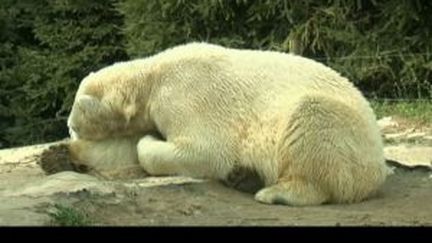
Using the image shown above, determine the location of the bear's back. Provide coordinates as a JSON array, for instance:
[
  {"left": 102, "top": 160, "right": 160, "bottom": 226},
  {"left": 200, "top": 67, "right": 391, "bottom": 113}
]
[
  {"left": 152, "top": 43, "right": 367, "bottom": 112},
  {"left": 154, "top": 42, "right": 357, "bottom": 96}
]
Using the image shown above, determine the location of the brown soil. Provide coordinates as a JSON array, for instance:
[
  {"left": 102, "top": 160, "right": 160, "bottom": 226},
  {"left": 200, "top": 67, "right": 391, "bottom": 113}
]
[
  {"left": 35, "top": 143, "right": 432, "bottom": 226},
  {"left": 48, "top": 166, "right": 432, "bottom": 226}
]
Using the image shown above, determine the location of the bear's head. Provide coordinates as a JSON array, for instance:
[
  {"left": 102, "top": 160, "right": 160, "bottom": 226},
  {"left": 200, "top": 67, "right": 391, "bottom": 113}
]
[
  {"left": 68, "top": 60, "right": 159, "bottom": 140},
  {"left": 68, "top": 64, "right": 154, "bottom": 140}
]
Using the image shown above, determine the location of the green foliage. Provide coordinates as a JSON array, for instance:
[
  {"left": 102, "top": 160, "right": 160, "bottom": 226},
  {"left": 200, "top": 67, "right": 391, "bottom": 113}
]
[
  {"left": 0, "top": 0, "right": 127, "bottom": 148},
  {"left": 370, "top": 99, "right": 432, "bottom": 123},
  {"left": 118, "top": 0, "right": 432, "bottom": 99},
  {"left": 1, "top": 0, "right": 431, "bottom": 148},
  {"left": 48, "top": 203, "right": 91, "bottom": 226},
  {"left": 117, "top": 0, "right": 304, "bottom": 56}
]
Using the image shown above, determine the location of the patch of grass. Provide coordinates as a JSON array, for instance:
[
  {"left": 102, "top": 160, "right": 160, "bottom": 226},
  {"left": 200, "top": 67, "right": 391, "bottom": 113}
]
[
  {"left": 48, "top": 203, "right": 91, "bottom": 226},
  {"left": 370, "top": 99, "right": 432, "bottom": 123}
]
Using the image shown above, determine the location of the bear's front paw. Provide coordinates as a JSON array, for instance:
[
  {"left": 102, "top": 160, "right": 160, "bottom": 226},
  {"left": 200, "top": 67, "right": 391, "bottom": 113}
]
[{"left": 38, "top": 144, "right": 88, "bottom": 175}]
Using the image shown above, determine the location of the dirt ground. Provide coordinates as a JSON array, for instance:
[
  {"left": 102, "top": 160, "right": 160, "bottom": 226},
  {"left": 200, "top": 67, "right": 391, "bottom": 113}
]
[
  {"left": 0, "top": 116, "right": 431, "bottom": 226},
  {"left": 55, "top": 166, "right": 432, "bottom": 226}
]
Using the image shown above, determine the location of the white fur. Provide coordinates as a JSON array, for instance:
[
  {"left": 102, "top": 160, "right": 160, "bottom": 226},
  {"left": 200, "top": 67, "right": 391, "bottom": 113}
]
[{"left": 67, "top": 42, "right": 390, "bottom": 206}]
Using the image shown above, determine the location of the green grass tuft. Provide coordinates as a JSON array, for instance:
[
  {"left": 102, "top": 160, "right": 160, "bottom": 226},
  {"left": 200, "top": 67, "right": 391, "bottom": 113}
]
[{"left": 48, "top": 203, "right": 91, "bottom": 226}]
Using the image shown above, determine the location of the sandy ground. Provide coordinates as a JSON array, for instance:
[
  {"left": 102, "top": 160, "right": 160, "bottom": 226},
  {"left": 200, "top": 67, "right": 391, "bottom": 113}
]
[{"left": 0, "top": 117, "right": 431, "bottom": 226}]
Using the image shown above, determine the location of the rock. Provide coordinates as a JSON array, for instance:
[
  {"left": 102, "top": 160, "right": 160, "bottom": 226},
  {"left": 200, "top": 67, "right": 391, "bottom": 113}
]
[
  {"left": 383, "top": 128, "right": 422, "bottom": 140},
  {"left": 0, "top": 141, "right": 63, "bottom": 174},
  {"left": 1, "top": 141, "right": 431, "bottom": 226},
  {"left": 122, "top": 176, "right": 204, "bottom": 189},
  {"left": 0, "top": 141, "right": 63, "bottom": 164},
  {"left": 378, "top": 116, "right": 398, "bottom": 131},
  {"left": 384, "top": 145, "right": 432, "bottom": 169},
  {"left": 0, "top": 196, "right": 52, "bottom": 226},
  {"left": 406, "top": 132, "right": 427, "bottom": 140},
  {"left": 385, "top": 132, "right": 408, "bottom": 140},
  {"left": 1, "top": 171, "right": 115, "bottom": 197},
  {"left": 0, "top": 141, "right": 206, "bottom": 225}
]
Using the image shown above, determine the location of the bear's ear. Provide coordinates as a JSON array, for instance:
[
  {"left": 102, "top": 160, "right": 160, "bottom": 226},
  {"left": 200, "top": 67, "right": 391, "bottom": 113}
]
[
  {"left": 74, "top": 95, "right": 111, "bottom": 120},
  {"left": 76, "top": 95, "right": 102, "bottom": 112}
]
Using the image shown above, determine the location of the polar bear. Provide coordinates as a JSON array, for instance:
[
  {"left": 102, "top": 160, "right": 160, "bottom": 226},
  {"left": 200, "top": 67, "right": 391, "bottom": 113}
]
[{"left": 65, "top": 42, "right": 390, "bottom": 206}]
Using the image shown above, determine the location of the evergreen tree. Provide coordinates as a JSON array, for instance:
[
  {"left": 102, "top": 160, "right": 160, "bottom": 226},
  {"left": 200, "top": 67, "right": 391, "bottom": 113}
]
[
  {"left": 1, "top": 0, "right": 431, "bottom": 148},
  {"left": 0, "top": 0, "right": 127, "bottom": 148},
  {"left": 118, "top": 0, "right": 432, "bottom": 98}
]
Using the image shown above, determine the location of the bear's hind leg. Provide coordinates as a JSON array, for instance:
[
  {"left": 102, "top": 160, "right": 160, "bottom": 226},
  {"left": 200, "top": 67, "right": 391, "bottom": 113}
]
[{"left": 254, "top": 177, "right": 328, "bottom": 206}]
